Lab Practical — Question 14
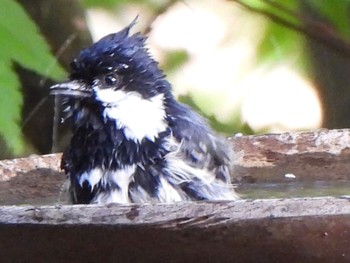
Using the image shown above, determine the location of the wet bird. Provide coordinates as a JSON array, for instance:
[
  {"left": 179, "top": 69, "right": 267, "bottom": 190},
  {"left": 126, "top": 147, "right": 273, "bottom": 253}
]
[{"left": 51, "top": 20, "right": 238, "bottom": 204}]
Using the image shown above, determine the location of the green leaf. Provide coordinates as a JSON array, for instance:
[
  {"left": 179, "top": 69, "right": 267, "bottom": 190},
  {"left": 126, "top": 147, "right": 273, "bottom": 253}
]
[
  {"left": 0, "top": 60, "right": 24, "bottom": 154},
  {"left": 0, "top": 0, "right": 66, "bottom": 81},
  {"left": 0, "top": 0, "right": 67, "bottom": 154},
  {"left": 257, "top": 22, "right": 303, "bottom": 65},
  {"left": 236, "top": 1, "right": 304, "bottom": 65},
  {"left": 241, "top": 0, "right": 269, "bottom": 10},
  {"left": 242, "top": 0, "right": 299, "bottom": 24}
]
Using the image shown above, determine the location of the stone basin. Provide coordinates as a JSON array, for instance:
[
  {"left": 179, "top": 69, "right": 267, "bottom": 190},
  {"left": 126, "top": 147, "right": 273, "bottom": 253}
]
[{"left": 1, "top": 129, "right": 350, "bottom": 262}]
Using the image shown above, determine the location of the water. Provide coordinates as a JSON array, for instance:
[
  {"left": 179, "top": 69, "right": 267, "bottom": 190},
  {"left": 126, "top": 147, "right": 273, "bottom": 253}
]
[{"left": 237, "top": 180, "right": 350, "bottom": 199}]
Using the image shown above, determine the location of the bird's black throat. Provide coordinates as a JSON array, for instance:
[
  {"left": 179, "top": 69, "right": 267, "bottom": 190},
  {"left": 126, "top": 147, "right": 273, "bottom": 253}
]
[{"left": 63, "top": 102, "right": 172, "bottom": 173}]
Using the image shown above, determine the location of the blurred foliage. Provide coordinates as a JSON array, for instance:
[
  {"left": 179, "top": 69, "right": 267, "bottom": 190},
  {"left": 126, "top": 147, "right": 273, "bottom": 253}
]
[
  {"left": 2, "top": 0, "right": 350, "bottom": 156},
  {"left": 308, "top": 0, "right": 350, "bottom": 39},
  {"left": 161, "top": 50, "right": 189, "bottom": 73},
  {"left": 0, "top": 0, "right": 66, "bottom": 155},
  {"left": 234, "top": 0, "right": 350, "bottom": 131},
  {"left": 82, "top": 0, "right": 135, "bottom": 8},
  {"left": 82, "top": 0, "right": 166, "bottom": 9},
  {"left": 257, "top": 22, "right": 304, "bottom": 65},
  {"left": 237, "top": 0, "right": 305, "bottom": 69},
  {"left": 236, "top": 0, "right": 350, "bottom": 66},
  {"left": 178, "top": 94, "right": 256, "bottom": 135}
]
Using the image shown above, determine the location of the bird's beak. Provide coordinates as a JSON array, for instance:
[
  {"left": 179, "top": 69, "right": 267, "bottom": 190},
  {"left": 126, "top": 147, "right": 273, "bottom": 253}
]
[{"left": 50, "top": 80, "right": 91, "bottom": 98}]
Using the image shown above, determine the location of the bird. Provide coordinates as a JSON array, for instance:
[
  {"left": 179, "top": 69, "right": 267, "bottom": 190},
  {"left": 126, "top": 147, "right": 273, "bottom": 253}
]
[{"left": 50, "top": 19, "right": 238, "bottom": 204}]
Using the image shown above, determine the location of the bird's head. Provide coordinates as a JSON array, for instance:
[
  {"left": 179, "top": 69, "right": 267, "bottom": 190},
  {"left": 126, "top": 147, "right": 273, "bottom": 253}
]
[{"left": 51, "top": 19, "right": 173, "bottom": 142}]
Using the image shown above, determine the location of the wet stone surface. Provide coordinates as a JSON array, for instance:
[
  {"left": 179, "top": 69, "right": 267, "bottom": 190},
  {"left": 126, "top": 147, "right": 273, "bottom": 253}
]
[
  {"left": 2, "top": 129, "right": 350, "bottom": 204},
  {"left": 2, "top": 129, "right": 350, "bottom": 262}
]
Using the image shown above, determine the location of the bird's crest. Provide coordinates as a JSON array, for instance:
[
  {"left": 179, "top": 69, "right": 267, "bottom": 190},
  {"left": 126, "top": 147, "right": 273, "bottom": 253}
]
[{"left": 70, "top": 16, "right": 148, "bottom": 79}]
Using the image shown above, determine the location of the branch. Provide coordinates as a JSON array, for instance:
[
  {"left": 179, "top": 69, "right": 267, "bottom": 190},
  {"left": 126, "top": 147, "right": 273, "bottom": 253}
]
[{"left": 229, "top": 0, "right": 350, "bottom": 58}]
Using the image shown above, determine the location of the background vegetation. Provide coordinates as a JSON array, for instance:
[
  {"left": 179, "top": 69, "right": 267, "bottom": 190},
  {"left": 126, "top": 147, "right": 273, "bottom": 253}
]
[{"left": 1, "top": 0, "right": 350, "bottom": 158}]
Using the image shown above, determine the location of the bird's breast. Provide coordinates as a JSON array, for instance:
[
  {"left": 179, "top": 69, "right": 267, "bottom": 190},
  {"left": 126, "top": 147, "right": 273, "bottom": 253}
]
[{"left": 94, "top": 89, "right": 168, "bottom": 143}]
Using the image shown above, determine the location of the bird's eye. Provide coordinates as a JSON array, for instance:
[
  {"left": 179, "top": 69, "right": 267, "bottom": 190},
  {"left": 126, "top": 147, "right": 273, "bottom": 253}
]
[{"left": 104, "top": 73, "right": 119, "bottom": 86}]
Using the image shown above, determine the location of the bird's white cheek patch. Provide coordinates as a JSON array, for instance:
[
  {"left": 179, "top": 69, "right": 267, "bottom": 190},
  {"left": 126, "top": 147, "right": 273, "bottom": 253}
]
[
  {"left": 93, "top": 87, "right": 125, "bottom": 104},
  {"left": 95, "top": 89, "right": 167, "bottom": 142}
]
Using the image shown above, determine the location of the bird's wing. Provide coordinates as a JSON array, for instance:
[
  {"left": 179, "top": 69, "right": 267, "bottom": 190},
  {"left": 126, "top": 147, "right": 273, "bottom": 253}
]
[{"left": 166, "top": 101, "right": 233, "bottom": 183}]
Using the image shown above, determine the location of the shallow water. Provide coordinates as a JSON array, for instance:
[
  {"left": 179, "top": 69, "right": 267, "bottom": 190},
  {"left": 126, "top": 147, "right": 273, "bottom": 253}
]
[
  {"left": 237, "top": 180, "right": 350, "bottom": 199},
  {"left": 3, "top": 180, "right": 350, "bottom": 206}
]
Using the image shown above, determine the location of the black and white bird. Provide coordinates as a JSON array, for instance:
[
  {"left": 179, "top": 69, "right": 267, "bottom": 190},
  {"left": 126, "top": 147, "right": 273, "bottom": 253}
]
[{"left": 51, "top": 20, "right": 238, "bottom": 204}]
